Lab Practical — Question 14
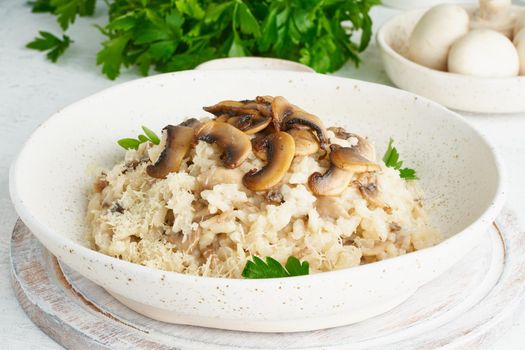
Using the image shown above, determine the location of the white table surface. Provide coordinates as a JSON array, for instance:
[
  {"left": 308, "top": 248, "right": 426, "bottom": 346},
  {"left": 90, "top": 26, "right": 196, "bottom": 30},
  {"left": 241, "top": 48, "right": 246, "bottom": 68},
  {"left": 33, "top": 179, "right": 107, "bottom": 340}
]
[{"left": 1, "top": 1, "right": 524, "bottom": 349}]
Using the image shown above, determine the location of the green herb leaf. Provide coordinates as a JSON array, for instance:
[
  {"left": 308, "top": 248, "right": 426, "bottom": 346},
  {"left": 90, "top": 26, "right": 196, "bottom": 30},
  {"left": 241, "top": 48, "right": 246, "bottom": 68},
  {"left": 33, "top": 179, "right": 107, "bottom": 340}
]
[
  {"left": 29, "top": 0, "right": 55, "bottom": 13},
  {"left": 117, "top": 138, "right": 141, "bottom": 150},
  {"left": 26, "top": 31, "right": 72, "bottom": 62},
  {"left": 383, "top": 138, "right": 418, "bottom": 180},
  {"left": 142, "top": 125, "right": 160, "bottom": 144},
  {"left": 242, "top": 256, "right": 310, "bottom": 279},
  {"left": 117, "top": 126, "right": 160, "bottom": 150},
  {"left": 96, "top": 34, "right": 131, "bottom": 80},
  {"left": 284, "top": 256, "right": 309, "bottom": 276}
]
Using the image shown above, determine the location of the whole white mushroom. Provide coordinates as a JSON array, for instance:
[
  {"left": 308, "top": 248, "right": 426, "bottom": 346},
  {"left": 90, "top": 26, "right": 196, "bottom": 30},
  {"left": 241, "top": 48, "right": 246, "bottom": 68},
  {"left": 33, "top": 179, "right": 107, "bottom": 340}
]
[
  {"left": 513, "top": 28, "right": 525, "bottom": 75},
  {"left": 514, "top": 15, "right": 525, "bottom": 37},
  {"left": 408, "top": 4, "right": 470, "bottom": 71},
  {"left": 471, "top": 0, "right": 515, "bottom": 38},
  {"left": 448, "top": 29, "right": 519, "bottom": 77}
]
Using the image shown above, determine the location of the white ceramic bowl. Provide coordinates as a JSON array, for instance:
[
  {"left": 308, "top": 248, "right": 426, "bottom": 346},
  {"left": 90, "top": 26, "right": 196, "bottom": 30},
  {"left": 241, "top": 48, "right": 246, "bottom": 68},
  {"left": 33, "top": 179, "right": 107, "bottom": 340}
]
[
  {"left": 10, "top": 70, "right": 505, "bottom": 332},
  {"left": 377, "top": 6, "right": 525, "bottom": 114},
  {"left": 382, "top": 0, "right": 476, "bottom": 10},
  {"left": 196, "top": 57, "right": 314, "bottom": 72}
]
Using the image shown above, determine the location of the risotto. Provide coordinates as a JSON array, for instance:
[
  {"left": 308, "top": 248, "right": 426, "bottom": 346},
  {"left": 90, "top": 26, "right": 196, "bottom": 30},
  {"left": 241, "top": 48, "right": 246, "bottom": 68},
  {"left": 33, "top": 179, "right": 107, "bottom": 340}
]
[{"left": 86, "top": 96, "right": 441, "bottom": 278}]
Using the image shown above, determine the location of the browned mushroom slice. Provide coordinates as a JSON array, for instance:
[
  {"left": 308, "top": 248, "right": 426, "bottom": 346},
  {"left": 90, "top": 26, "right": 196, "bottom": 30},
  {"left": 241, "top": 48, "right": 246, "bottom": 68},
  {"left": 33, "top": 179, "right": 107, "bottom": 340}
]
[
  {"left": 272, "top": 96, "right": 329, "bottom": 150},
  {"left": 215, "top": 115, "right": 230, "bottom": 123},
  {"left": 255, "top": 96, "right": 274, "bottom": 118},
  {"left": 355, "top": 172, "right": 389, "bottom": 211},
  {"left": 180, "top": 118, "right": 201, "bottom": 129},
  {"left": 308, "top": 165, "right": 353, "bottom": 196},
  {"left": 330, "top": 145, "right": 380, "bottom": 173},
  {"left": 227, "top": 114, "right": 272, "bottom": 134},
  {"left": 328, "top": 127, "right": 376, "bottom": 162},
  {"left": 251, "top": 133, "right": 268, "bottom": 161},
  {"left": 288, "top": 129, "right": 320, "bottom": 156},
  {"left": 243, "top": 131, "right": 295, "bottom": 191},
  {"left": 196, "top": 121, "right": 252, "bottom": 168},
  {"left": 204, "top": 99, "right": 271, "bottom": 118},
  {"left": 327, "top": 126, "right": 352, "bottom": 140},
  {"left": 146, "top": 125, "right": 195, "bottom": 179}
]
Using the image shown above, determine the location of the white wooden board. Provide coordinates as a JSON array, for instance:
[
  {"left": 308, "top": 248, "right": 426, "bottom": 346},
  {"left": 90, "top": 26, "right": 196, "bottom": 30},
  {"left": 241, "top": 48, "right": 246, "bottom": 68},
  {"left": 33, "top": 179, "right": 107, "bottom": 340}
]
[{"left": 10, "top": 208, "right": 525, "bottom": 349}]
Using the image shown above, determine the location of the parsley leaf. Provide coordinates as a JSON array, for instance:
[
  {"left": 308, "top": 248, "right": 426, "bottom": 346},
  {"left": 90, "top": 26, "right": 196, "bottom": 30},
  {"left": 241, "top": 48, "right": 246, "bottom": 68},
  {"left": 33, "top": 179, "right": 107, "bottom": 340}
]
[
  {"left": 383, "top": 138, "right": 418, "bottom": 180},
  {"left": 26, "top": 0, "right": 380, "bottom": 79},
  {"left": 29, "top": 0, "right": 56, "bottom": 13},
  {"left": 26, "top": 31, "right": 72, "bottom": 62},
  {"left": 117, "top": 126, "right": 160, "bottom": 150},
  {"left": 242, "top": 256, "right": 309, "bottom": 279}
]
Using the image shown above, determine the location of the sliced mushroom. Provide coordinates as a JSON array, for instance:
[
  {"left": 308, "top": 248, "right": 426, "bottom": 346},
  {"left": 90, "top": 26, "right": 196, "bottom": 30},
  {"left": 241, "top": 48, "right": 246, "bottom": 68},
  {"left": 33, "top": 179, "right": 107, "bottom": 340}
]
[
  {"left": 243, "top": 131, "right": 295, "bottom": 191},
  {"left": 265, "top": 189, "right": 284, "bottom": 204},
  {"left": 354, "top": 172, "right": 389, "bottom": 211},
  {"left": 330, "top": 145, "right": 380, "bottom": 173},
  {"left": 180, "top": 118, "right": 201, "bottom": 128},
  {"left": 328, "top": 127, "right": 376, "bottom": 161},
  {"left": 251, "top": 133, "right": 267, "bottom": 161},
  {"left": 227, "top": 114, "right": 271, "bottom": 134},
  {"left": 196, "top": 121, "right": 252, "bottom": 169},
  {"left": 146, "top": 125, "right": 195, "bottom": 179},
  {"left": 272, "top": 96, "right": 329, "bottom": 150},
  {"left": 308, "top": 165, "right": 353, "bottom": 196},
  {"left": 328, "top": 126, "right": 353, "bottom": 140},
  {"left": 203, "top": 99, "right": 272, "bottom": 119},
  {"left": 287, "top": 129, "right": 320, "bottom": 156},
  {"left": 308, "top": 144, "right": 380, "bottom": 196}
]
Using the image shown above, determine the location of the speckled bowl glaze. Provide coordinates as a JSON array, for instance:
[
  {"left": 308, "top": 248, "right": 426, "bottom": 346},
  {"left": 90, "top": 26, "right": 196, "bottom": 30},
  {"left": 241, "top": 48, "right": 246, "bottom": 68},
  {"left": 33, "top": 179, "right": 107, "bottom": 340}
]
[
  {"left": 10, "top": 70, "right": 505, "bottom": 332},
  {"left": 196, "top": 57, "right": 314, "bottom": 72},
  {"left": 377, "top": 6, "right": 525, "bottom": 113}
]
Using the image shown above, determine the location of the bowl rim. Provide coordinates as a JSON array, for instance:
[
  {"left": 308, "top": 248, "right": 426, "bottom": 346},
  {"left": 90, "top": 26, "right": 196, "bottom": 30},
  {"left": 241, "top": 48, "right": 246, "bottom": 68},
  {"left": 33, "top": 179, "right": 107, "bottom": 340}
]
[
  {"left": 376, "top": 5, "right": 525, "bottom": 83},
  {"left": 9, "top": 69, "right": 507, "bottom": 286},
  {"left": 195, "top": 57, "right": 315, "bottom": 73}
]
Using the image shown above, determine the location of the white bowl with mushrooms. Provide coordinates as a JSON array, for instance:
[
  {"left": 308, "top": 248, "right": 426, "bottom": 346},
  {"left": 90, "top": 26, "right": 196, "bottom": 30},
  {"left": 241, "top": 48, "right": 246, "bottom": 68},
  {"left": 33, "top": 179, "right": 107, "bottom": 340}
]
[
  {"left": 377, "top": 1, "right": 525, "bottom": 113},
  {"left": 10, "top": 70, "right": 505, "bottom": 332}
]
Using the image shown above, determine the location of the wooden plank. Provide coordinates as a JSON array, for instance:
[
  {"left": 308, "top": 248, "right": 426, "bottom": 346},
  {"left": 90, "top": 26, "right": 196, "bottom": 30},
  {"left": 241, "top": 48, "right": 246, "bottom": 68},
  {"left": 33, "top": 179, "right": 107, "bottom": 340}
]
[{"left": 9, "top": 209, "right": 525, "bottom": 349}]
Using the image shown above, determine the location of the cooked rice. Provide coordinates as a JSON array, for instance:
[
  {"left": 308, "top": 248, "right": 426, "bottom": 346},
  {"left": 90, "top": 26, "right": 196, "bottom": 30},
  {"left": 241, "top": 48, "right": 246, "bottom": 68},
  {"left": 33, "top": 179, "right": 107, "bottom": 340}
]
[{"left": 86, "top": 127, "right": 440, "bottom": 278}]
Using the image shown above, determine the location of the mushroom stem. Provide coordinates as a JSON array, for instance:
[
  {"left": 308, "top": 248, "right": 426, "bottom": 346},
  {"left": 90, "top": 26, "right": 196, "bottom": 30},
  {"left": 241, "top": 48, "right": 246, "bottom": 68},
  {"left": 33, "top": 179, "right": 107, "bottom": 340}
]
[
  {"left": 196, "top": 121, "right": 252, "bottom": 169},
  {"left": 243, "top": 132, "right": 296, "bottom": 191}
]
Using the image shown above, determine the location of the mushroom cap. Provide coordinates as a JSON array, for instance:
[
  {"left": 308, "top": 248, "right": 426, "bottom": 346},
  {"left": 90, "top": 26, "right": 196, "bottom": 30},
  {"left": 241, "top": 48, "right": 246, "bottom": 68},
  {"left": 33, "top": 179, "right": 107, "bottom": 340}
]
[
  {"left": 227, "top": 114, "right": 272, "bottom": 134},
  {"left": 272, "top": 96, "right": 329, "bottom": 150},
  {"left": 146, "top": 125, "right": 195, "bottom": 179},
  {"left": 308, "top": 165, "right": 353, "bottom": 196},
  {"left": 448, "top": 29, "right": 519, "bottom": 77},
  {"left": 328, "top": 127, "right": 376, "bottom": 162},
  {"left": 243, "top": 131, "right": 296, "bottom": 192},
  {"left": 354, "top": 172, "right": 386, "bottom": 209},
  {"left": 471, "top": 0, "right": 515, "bottom": 38},
  {"left": 408, "top": 4, "right": 470, "bottom": 71},
  {"left": 514, "top": 28, "right": 525, "bottom": 75},
  {"left": 330, "top": 145, "right": 380, "bottom": 173},
  {"left": 196, "top": 121, "right": 252, "bottom": 169},
  {"left": 287, "top": 129, "right": 320, "bottom": 156},
  {"left": 204, "top": 99, "right": 272, "bottom": 119}
]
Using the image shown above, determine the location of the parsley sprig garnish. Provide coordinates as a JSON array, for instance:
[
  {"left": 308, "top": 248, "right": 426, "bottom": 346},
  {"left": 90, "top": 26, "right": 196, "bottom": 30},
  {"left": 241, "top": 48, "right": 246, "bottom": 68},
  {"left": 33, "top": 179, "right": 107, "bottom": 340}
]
[
  {"left": 26, "top": 31, "right": 72, "bottom": 62},
  {"left": 118, "top": 126, "right": 160, "bottom": 150},
  {"left": 242, "top": 256, "right": 309, "bottom": 279},
  {"left": 26, "top": 0, "right": 379, "bottom": 80},
  {"left": 383, "top": 138, "right": 418, "bottom": 180}
]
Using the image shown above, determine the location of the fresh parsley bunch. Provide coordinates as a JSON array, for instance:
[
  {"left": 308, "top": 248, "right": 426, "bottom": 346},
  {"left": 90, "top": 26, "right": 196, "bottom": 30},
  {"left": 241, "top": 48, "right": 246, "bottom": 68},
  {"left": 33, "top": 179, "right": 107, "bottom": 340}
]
[{"left": 26, "top": 0, "right": 380, "bottom": 80}]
